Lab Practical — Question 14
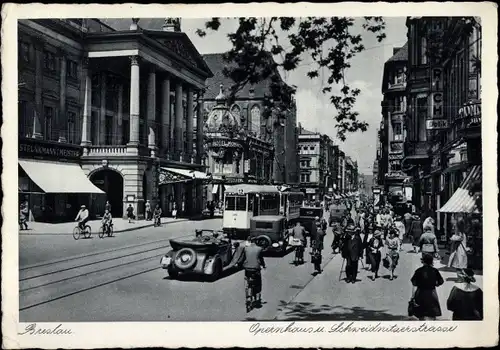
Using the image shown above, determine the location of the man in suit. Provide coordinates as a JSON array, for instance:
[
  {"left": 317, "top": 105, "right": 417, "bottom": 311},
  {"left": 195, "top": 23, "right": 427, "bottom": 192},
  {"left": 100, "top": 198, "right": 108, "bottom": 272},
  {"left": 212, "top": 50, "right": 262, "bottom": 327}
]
[{"left": 342, "top": 225, "right": 364, "bottom": 283}]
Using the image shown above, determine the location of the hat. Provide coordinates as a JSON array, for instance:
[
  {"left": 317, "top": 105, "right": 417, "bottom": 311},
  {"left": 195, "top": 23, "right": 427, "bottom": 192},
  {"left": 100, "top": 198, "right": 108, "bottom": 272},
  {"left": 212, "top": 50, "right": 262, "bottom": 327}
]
[
  {"left": 457, "top": 268, "right": 476, "bottom": 283},
  {"left": 374, "top": 230, "right": 382, "bottom": 237},
  {"left": 81, "top": 205, "right": 86, "bottom": 208}
]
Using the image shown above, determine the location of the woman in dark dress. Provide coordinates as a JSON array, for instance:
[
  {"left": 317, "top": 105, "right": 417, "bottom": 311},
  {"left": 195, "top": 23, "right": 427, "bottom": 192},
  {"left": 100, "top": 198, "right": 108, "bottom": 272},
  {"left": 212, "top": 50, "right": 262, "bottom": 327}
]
[
  {"left": 366, "top": 230, "right": 383, "bottom": 280},
  {"left": 409, "top": 213, "right": 423, "bottom": 253},
  {"left": 447, "top": 269, "right": 483, "bottom": 320},
  {"left": 410, "top": 254, "right": 444, "bottom": 320}
]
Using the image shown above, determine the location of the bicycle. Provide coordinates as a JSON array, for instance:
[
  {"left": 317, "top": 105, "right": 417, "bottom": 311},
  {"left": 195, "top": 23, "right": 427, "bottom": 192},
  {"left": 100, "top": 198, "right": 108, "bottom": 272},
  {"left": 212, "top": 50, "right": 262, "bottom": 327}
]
[
  {"left": 244, "top": 270, "right": 262, "bottom": 313},
  {"left": 98, "top": 222, "right": 114, "bottom": 238},
  {"left": 153, "top": 215, "right": 162, "bottom": 227},
  {"left": 73, "top": 223, "right": 92, "bottom": 240}
]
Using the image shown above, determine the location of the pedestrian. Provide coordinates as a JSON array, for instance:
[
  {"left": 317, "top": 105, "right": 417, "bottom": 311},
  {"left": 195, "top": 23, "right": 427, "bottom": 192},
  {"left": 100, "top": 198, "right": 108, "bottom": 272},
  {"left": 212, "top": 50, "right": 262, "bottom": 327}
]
[
  {"left": 446, "top": 268, "right": 483, "bottom": 320},
  {"left": 359, "top": 210, "right": 365, "bottom": 233},
  {"left": 145, "top": 200, "right": 152, "bottom": 221},
  {"left": 105, "top": 200, "right": 112, "bottom": 215},
  {"left": 403, "top": 210, "right": 413, "bottom": 238},
  {"left": 423, "top": 214, "right": 435, "bottom": 235},
  {"left": 172, "top": 202, "right": 178, "bottom": 219},
  {"left": 419, "top": 225, "right": 439, "bottom": 260},
  {"left": 409, "top": 212, "right": 423, "bottom": 253},
  {"left": 311, "top": 221, "right": 326, "bottom": 274},
  {"left": 385, "top": 228, "right": 400, "bottom": 280},
  {"left": 19, "top": 201, "right": 29, "bottom": 230},
  {"left": 367, "top": 229, "right": 383, "bottom": 280},
  {"left": 409, "top": 254, "right": 444, "bottom": 320},
  {"left": 341, "top": 225, "right": 363, "bottom": 284},
  {"left": 126, "top": 204, "right": 135, "bottom": 223},
  {"left": 394, "top": 215, "right": 405, "bottom": 250},
  {"left": 208, "top": 201, "right": 215, "bottom": 218},
  {"left": 448, "top": 219, "right": 468, "bottom": 272}
]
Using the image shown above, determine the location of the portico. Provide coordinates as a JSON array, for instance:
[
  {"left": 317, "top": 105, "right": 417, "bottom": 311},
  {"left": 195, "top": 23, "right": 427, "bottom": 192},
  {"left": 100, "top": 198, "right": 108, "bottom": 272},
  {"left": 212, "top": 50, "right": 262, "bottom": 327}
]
[{"left": 79, "top": 25, "right": 213, "bottom": 218}]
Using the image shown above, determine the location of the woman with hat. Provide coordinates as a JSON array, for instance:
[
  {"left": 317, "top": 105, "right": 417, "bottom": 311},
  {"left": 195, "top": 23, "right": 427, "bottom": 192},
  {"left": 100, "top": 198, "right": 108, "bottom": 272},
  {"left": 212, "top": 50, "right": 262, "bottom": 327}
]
[
  {"left": 409, "top": 212, "right": 423, "bottom": 253},
  {"left": 385, "top": 228, "right": 401, "bottom": 280},
  {"left": 409, "top": 254, "right": 444, "bottom": 320},
  {"left": 366, "top": 229, "right": 384, "bottom": 280},
  {"left": 447, "top": 268, "right": 483, "bottom": 320}
]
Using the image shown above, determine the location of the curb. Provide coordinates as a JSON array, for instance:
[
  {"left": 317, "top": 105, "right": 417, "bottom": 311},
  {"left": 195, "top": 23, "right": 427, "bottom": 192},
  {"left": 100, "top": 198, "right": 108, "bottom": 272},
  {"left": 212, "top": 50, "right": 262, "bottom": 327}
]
[{"left": 19, "top": 218, "right": 189, "bottom": 236}]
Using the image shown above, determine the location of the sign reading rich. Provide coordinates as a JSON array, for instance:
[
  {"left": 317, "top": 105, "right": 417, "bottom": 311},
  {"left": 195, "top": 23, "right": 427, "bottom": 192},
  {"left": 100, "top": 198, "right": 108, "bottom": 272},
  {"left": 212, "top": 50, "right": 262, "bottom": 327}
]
[{"left": 19, "top": 138, "right": 82, "bottom": 160}]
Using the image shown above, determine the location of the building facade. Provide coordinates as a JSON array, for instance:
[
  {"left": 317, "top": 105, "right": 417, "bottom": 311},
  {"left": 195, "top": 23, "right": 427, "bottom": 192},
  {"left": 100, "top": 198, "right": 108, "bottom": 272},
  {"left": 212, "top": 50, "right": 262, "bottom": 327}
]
[
  {"left": 18, "top": 18, "right": 213, "bottom": 222},
  {"left": 380, "top": 44, "right": 410, "bottom": 204},
  {"left": 402, "top": 17, "right": 482, "bottom": 251},
  {"left": 201, "top": 53, "right": 300, "bottom": 190}
]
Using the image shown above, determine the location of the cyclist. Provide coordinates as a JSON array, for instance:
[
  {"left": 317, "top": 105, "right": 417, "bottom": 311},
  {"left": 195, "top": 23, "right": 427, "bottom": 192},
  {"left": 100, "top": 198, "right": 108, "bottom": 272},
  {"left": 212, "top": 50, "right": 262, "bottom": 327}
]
[
  {"left": 290, "top": 221, "right": 308, "bottom": 264},
  {"left": 101, "top": 209, "right": 113, "bottom": 234},
  {"left": 75, "top": 204, "right": 90, "bottom": 230},
  {"left": 153, "top": 204, "right": 162, "bottom": 226},
  {"left": 241, "top": 237, "right": 266, "bottom": 305}
]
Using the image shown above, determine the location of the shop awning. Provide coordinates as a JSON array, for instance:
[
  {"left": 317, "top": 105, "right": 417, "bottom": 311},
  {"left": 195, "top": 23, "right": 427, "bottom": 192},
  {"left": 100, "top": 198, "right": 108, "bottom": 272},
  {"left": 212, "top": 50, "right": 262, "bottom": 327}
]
[
  {"left": 162, "top": 167, "right": 210, "bottom": 180},
  {"left": 18, "top": 160, "right": 104, "bottom": 194},
  {"left": 438, "top": 165, "right": 481, "bottom": 213}
]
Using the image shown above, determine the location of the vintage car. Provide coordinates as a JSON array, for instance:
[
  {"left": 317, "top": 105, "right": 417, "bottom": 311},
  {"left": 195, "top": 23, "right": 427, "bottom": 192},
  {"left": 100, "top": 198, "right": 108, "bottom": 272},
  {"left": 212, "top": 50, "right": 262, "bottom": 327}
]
[
  {"left": 160, "top": 229, "right": 245, "bottom": 281},
  {"left": 328, "top": 202, "right": 348, "bottom": 226},
  {"left": 299, "top": 207, "right": 324, "bottom": 234},
  {"left": 249, "top": 216, "right": 289, "bottom": 253}
]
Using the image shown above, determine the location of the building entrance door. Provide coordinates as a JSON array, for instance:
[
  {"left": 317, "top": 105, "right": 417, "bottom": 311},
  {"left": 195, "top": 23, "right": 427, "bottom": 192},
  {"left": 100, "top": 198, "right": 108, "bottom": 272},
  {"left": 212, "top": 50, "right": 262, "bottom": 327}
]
[{"left": 90, "top": 169, "right": 123, "bottom": 217}]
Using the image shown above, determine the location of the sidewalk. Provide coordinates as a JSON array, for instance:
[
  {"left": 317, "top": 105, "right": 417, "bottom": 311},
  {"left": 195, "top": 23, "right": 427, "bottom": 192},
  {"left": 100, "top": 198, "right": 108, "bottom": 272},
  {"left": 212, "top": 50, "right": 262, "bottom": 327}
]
[
  {"left": 275, "top": 241, "right": 483, "bottom": 321},
  {"left": 19, "top": 217, "right": 188, "bottom": 235}
]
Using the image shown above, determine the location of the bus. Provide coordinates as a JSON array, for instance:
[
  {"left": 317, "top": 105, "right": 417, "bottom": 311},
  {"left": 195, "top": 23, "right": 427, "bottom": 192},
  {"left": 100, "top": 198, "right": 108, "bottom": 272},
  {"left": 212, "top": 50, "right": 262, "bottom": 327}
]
[{"left": 222, "top": 184, "right": 304, "bottom": 238}]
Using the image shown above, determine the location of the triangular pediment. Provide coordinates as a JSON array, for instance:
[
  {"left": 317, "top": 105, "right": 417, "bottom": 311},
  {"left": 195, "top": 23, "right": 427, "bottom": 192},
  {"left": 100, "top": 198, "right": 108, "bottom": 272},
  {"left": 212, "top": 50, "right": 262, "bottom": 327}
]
[{"left": 144, "top": 31, "right": 212, "bottom": 77}]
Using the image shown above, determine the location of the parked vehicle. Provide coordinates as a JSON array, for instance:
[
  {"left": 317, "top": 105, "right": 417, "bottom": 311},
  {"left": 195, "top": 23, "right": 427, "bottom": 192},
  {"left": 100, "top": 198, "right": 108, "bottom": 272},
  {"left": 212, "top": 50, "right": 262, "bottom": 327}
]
[
  {"left": 160, "top": 229, "right": 245, "bottom": 281},
  {"left": 299, "top": 206, "right": 324, "bottom": 235},
  {"left": 249, "top": 216, "right": 289, "bottom": 253},
  {"left": 328, "top": 202, "right": 348, "bottom": 226}
]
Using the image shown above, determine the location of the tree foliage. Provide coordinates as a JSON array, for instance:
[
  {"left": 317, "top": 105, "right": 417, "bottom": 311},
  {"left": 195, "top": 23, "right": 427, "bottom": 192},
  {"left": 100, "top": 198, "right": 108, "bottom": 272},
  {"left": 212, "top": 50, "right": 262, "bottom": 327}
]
[{"left": 197, "top": 17, "right": 386, "bottom": 141}]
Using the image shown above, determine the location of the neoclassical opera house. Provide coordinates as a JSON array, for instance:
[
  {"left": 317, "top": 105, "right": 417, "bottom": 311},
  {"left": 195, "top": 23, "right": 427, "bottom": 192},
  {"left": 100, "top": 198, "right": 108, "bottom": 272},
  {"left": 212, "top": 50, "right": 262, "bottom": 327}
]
[{"left": 202, "top": 85, "right": 274, "bottom": 204}]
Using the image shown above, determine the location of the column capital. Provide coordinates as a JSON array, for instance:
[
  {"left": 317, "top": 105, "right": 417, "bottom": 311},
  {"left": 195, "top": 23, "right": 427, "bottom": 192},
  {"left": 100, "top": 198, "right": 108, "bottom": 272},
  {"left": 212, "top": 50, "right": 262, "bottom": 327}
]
[{"left": 130, "top": 55, "right": 141, "bottom": 66}]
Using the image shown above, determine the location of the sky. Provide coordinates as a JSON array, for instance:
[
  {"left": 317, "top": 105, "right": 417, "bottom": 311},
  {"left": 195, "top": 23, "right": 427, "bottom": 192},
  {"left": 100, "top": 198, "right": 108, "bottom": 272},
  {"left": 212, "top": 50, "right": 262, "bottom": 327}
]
[{"left": 181, "top": 17, "right": 408, "bottom": 175}]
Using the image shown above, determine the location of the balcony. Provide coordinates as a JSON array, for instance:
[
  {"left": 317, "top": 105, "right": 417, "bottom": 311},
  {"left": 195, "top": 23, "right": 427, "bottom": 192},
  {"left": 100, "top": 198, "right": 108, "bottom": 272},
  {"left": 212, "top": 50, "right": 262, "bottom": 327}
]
[
  {"left": 387, "top": 81, "right": 407, "bottom": 91},
  {"left": 83, "top": 145, "right": 151, "bottom": 158}
]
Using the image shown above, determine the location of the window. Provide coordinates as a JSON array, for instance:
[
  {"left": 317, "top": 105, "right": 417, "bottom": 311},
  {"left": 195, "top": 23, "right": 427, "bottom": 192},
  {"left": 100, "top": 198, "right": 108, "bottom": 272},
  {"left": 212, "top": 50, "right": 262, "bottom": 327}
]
[
  {"left": 139, "top": 119, "right": 145, "bottom": 145},
  {"left": 250, "top": 106, "right": 261, "bottom": 137},
  {"left": 105, "top": 115, "right": 113, "bottom": 145},
  {"left": 18, "top": 100, "right": 30, "bottom": 137},
  {"left": 44, "top": 106, "right": 54, "bottom": 140},
  {"left": 416, "top": 97, "right": 427, "bottom": 142},
  {"left": 395, "top": 69, "right": 405, "bottom": 85},
  {"left": 122, "top": 119, "right": 130, "bottom": 145},
  {"left": 235, "top": 197, "right": 247, "bottom": 211},
  {"left": 393, "top": 123, "right": 403, "bottom": 141},
  {"left": 91, "top": 75, "right": 100, "bottom": 106},
  {"left": 260, "top": 195, "right": 279, "bottom": 211},
  {"left": 224, "top": 196, "right": 236, "bottom": 211},
  {"left": 256, "top": 222, "right": 273, "bottom": 229},
  {"left": 19, "top": 42, "right": 31, "bottom": 63},
  {"left": 67, "top": 111, "right": 76, "bottom": 144},
  {"left": 43, "top": 51, "right": 56, "bottom": 72},
  {"left": 67, "top": 60, "right": 78, "bottom": 79},
  {"left": 90, "top": 111, "right": 98, "bottom": 144},
  {"left": 309, "top": 146, "right": 314, "bottom": 151},
  {"left": 420, "top": 37, "right": 428, "bottom": 65}
]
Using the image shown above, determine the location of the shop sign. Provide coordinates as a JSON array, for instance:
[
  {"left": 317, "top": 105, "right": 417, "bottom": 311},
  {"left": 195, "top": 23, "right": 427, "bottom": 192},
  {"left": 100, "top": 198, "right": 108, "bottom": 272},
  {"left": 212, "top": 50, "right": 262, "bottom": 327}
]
[
  {"left": 207, "top": 139, "right": 242, "bottom": 148},
  {"left": 306, "top": 188, "right": 316, "bottom": 194},
  {"left": 19, "top": 139, "right": 82, "bottom": 160},
  {"left": 426, "top": 119, "right": 448, "bottom": 130},
  {"left": 456, "top": 100, "right": 481, "bottom": 130}
]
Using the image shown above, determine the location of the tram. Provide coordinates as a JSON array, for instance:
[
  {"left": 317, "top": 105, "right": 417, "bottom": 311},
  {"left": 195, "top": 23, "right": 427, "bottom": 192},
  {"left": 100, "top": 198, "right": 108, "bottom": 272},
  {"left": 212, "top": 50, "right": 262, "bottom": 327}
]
[{"left": 222, "top": 184, "right": 304, "bottom": 238}]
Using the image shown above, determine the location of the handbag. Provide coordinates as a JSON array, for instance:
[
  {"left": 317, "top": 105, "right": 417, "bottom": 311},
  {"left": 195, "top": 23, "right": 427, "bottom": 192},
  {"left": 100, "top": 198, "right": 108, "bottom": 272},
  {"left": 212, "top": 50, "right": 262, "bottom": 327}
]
[
  {"left": 408, "top": 298, "right": 419, "bottom": 317},
  {"left": 382, "top": 256, "right": 391, "bottom": 269}
]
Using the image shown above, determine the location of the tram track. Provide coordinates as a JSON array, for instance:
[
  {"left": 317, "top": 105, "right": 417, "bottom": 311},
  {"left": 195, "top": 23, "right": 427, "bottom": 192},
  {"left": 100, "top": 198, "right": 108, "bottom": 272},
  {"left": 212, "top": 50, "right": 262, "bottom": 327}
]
[{"left": 19, "top": 233, "right": 194, "bottom": 312}]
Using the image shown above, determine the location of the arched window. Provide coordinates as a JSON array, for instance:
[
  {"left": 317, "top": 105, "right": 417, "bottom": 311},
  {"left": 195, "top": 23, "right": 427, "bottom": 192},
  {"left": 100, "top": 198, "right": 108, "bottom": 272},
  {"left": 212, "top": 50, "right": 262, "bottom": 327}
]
[
  {"left": 250, "top": 105, "right": 261, "bottom": 137},
  {"left": 230, "top": 104, "right": 241, "bottom": 122}
]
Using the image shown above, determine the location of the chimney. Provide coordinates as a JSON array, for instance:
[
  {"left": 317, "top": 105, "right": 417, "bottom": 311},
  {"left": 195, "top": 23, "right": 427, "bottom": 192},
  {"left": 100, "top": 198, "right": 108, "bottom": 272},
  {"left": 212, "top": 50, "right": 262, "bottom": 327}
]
[
  {"left": 162, "top": 18, "right": 181, "bottom": 32},
  {"left": 392, "top": 47, "right": 401, "bottom": 55}
]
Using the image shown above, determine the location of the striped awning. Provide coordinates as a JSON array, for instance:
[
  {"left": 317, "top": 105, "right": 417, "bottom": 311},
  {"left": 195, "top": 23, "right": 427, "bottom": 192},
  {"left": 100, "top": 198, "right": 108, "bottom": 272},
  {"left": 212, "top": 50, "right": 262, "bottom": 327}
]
[{"left": 438, "top": 165, "right": 481, "bottom": 213}]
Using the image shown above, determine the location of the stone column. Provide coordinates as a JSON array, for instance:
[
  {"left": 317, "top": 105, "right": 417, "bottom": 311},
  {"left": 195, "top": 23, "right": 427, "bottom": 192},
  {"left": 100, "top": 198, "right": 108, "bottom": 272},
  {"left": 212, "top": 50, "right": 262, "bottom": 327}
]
[
  {"left": 147, "top": 68, "right": 157, "bottom": 154},
  {"left": 117, "top": 84, "right": 123, "bottom": 144},
  {"left": 196, "top": 91, "right": 204, "bottom": 163},
  {"left": 58, "top": 51, "right": 67, "bottom": 142},
  {"left": 128, "top": 56, "right": 140, "bottom": 148},
  {"left": 186, "top": 87, "right": 194, "bottom": 160},
  {"left": 174, "top": 81, "right": 183, "bottom": 160},
  {"left": 161, "top": 76, "right": 171, "bottom": 154},
  {"left": 99, "top": 71, "right": 107, "bottom": 144},
  {"left": 81, "top": 58, "right": 92, "bottom": 148},
  {"left": 32, "top": 42, "right": 44, "bottom": 139}
]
